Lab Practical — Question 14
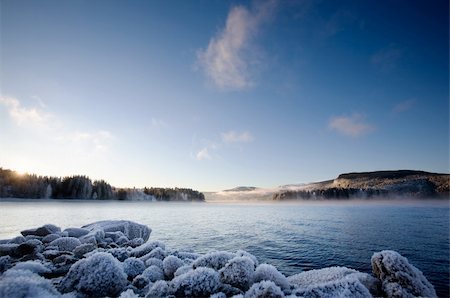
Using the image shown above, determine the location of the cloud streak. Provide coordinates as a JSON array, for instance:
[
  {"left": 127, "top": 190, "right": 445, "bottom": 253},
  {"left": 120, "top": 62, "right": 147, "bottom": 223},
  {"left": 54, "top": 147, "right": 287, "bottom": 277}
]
[
  {"left": 371, "top": 45, "right": 402, "bottom": 72},
  {"left": 0, "top": 96, "right": 49, "bottom": 127},
  {"left": 329, "top": 114, "right": 374, "bottom": 137},
  {"left": 392, "top": 99, "right": 415, "bottom": 113},
  {"left": 197, "top": 0, "right": 276, "bottom": 90},
  {"left": 221, "top": 130, "right": 253, "bottom": 143}
]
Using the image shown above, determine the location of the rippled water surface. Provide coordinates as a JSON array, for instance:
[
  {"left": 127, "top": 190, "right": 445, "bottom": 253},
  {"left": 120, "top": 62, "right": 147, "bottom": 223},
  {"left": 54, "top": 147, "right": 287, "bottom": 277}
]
[{"left": 0, "top": 200, "right": 448, "bottom": 296}]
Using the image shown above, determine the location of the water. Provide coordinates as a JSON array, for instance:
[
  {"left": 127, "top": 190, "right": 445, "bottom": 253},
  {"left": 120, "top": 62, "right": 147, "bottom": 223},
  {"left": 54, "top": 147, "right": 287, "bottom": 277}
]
[{"left": 0, "top": 199, "right": 448, "bottom": 296}]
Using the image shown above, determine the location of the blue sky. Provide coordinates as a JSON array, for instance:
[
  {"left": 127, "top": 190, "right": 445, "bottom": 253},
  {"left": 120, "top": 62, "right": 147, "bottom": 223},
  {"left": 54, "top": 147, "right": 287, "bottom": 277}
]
[{"left": 0, "top": 0, "right": 448, "bottom": 191}]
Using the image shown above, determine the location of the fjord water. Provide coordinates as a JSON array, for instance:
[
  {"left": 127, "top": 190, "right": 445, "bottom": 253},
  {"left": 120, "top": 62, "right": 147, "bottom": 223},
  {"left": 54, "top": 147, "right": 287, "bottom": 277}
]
[{"left": 0, "top": 200, "right": 448, "bottom": 296}]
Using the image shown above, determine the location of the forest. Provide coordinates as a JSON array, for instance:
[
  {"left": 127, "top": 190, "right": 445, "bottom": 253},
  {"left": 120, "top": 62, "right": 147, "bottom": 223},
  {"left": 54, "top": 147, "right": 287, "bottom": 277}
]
[{"left": 0, "top": 168, "right": 205, "bottom": 201}]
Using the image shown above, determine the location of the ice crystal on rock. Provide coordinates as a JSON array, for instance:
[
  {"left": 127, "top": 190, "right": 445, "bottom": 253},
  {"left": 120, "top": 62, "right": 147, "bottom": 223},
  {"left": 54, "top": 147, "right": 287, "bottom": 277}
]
[
  {"left": 59, "top": 252, "right": 127, "bottom": 297},
  {"left": 192, "top": 251, "right": 236, "bottom": 270}
]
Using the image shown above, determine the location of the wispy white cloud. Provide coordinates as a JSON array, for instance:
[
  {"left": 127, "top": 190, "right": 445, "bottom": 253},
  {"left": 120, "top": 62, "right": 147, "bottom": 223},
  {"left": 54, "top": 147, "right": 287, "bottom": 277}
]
[
  {"left": 196, "top": 147, "right": 211, "bottom": 160},
  {"left": 151, "top": 118, "right": 167, "bottom": 128},
  {"left": 1, "top": 95, "right": 115, "bottom": 153},
  {"left": 329, "top": 114, "right": 374, "bottom": 137},
  {"left": 69, "top": 130, "right": 114, "bottom": 152},
  {"left": 221, "top": 130, "right": 254, "bottom": 143},
  {"left": 371, "top": 45, "right": 402, "bottom": 72},
  {"left": 197, "top": 0, "right": 277, "bottom": 90},
  {"left": 392, "top": 99, "right": 415, "bottom": 113},
  {"left": 0, "top": 96, "right": 49, "bottom": 127}
]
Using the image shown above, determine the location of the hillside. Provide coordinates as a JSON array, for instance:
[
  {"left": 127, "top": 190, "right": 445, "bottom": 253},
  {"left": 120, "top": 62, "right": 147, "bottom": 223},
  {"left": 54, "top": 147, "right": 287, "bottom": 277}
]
[{"left": 273, "top": 170, "right": 449, "bottom": 200}]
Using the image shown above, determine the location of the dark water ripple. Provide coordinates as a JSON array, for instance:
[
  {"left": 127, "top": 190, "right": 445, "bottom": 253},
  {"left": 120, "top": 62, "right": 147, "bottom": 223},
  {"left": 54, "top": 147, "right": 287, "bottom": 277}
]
[{"left": 0, "top": 200, "right": 448, "bottom": 296}]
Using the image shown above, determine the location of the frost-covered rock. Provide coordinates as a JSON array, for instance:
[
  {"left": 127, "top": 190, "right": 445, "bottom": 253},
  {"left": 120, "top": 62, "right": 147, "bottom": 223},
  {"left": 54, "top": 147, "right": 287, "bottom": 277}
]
[
  {"left": 60, "top": 252, "right": 127, "bottom": 297},
  {"left": 244, "top": 280, "right": 284, "bottom": 298},
  {"left": 141, "top": 247, "right": 166, "bottom": 261},
  {"left": 108, "top": 247, "right": 131, "bottom": 261},
  {"left": 8, "top": 235, "right": 26, "bottom": 244},
  {"left": 73, "top": 243, "right": 96, "bottom": 258},
  {"left": 83, "top": 220, "right": 151, "bottom": 242},
  {"left": 290, "top": 277, "right": 373, "bottom": 298},
  {"left": 371, "top": 250, "right": 437, "bottom": 298},
  {"left": 288, "top": 266, "right": 379, "bottom": 295},
  {"left": 21, "top": 224, "right": 61, "bottom": 237},
  {"left": 163, "top": 255, "right": 184, "bottom": 279},
  {"left": 174, "top": 265, "right": 193, "bottom": 277},
  {"left": 0, "top": 269, "right": 61, "bottom": 298},
  {"left": 133, "top": 241, "right": 165, "bottom": 258},
  {"left": 146, "top": 280, "right": 171, "bottom": 298},
  {"left": 123, "top": 257, "right": 146, "bottom": 279},
  {"left": 119, "top": 288, "right": 140, "bottom": 298},
  {"left": 219, "top": 256, "right": 255, "bottom": 290},
  {"left": 254, "top": 263, "right": 289, "bottom": 292},
  {"left": 145, "top": 257, "right": 164, "bottom": 270},
  {"left": 63, "top": 228, "right": 89, "bottom": 238},
  {"left": 235, "top": 250, "right": 259, "bottom": 268},
  {"left": 11, "top": 260, "right": 51, "bottom": 275},
  {"left": 192, "top": 251, "right": 236, "bottom": 270},
  {"left": 16, "top": 239, "right": 44, "bottom": 256},
  {"left": 171, "top": 250, "right": 201, "bottom": 261},
  {"left": 42, "top": 234, "right": 60, "bottom": 244},
  {"left": 171, "top": 267, "right": 222, "bottom": 298},
  {"left": 48, "top": 237, "right": 81, "bottom": 252},
  {"left": 133, "top": 265, "right": 165, "bottom": 288},
  {"left": 210, "top": 292, "right": 227, "bottom": 298},
  {"left": 0, "top": 256, "right": 12, "bottom": 273},
  {"left": 0, "top": 244, "right": 19, "bottom": 257}
]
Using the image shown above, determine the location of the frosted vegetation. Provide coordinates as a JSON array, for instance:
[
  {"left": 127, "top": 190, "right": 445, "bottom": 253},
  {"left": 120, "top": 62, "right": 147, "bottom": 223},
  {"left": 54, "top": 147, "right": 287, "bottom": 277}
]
[
  {"left": 0, "top": 220, "right": 437, "bottom": 297},
  {"left": 0, "top": 168, "right": 204, "bottom": 201}
]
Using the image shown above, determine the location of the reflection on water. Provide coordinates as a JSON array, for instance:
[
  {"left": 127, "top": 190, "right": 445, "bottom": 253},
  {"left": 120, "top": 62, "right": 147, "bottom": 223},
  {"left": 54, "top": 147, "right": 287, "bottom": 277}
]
[{"left": 0, "top": 199, "right": 448, "bottom": 296}]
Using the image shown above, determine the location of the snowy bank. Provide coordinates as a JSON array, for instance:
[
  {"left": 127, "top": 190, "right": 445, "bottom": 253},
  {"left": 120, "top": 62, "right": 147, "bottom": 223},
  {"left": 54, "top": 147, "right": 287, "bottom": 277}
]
[{"left": 0, "top": 220, "right": 436, "bottom": 297}]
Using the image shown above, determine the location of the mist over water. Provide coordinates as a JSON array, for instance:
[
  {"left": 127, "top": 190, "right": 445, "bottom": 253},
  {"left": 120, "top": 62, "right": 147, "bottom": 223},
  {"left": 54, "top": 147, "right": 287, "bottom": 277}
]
[{"left": 0, "top": 199, "right": 448, "bottom": 296}]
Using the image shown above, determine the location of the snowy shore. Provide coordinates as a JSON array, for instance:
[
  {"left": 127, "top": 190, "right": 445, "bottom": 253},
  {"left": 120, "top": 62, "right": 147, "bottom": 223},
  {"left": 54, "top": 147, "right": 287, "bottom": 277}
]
[{"left": 0, "top": 220, "right": 437, "bottom": 297}]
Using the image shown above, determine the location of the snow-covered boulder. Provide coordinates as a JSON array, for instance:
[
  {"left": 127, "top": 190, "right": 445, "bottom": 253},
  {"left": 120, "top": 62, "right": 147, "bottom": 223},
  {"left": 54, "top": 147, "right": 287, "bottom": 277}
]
[
  {"left": 371, "top": 250, "right": 437, "bottom": 298},
  {"left": 73, "top": 243, "right": 96, "bottom": 258},
  {"left": 244, "top": 280, "right": 284, "bottom": 298},
  {"left": 235, "top": 250, "right": 259, "bottom": 268},
  {"left": 59, "top": 252, "right": 127, "bottom": 297},
  {"left": 219, "top": 256, "right": 255, "bottom": 290},
  {"left": 42, "top": 234, "right": 60, "bottom": 244},
  {"left": 21, "top": 224, "right": 61, "bottom": 237},
  {"left": 192, "top": 251, "right": 235, "bottom": 270},
  {"left": 119, "top": 288, "right": 139, "bottom": 298},
  {"left": 83, "top": 220, "right": 151, "bottom": 242},
  {"left": 48, "top": 237, "right": 81, "bottom": 252},
  {"left": 290, "top": 277, "right": 373, "bottom": 298},
  {"left": 132, "top": 241, "right": 165, "bottom": 258},
  {"left": 141, "top": 247, "right": 166, "bottom": 261},
  {"left": 171, "top": 267, "right": 222, "bottom": 297},
  {"left": 174, "top": 265, "right": 193, "bottom": 277},
  {"left": 163, "top": 255, "right": 184, "bottom": 279},
  {"left": 145, "top": 257, "right": 164, "bottom": 270},
  {"left": 0, "top": 256, "right": 11, "bottom": 273},
  {"left": 0, "top": 269, "right": 61, "bottom": 298},
  {"left": 288, "top": 266, "right": 378, "bottom": 294},
  {"left": 11, "top": 261, "right": 51, "bottom": 275},
  {"left": 133, "top": 265, "right": 165, "bottom": 288},
  {"left": 123, "top": 257, "right": 146, "bottom": 279},
  {"left": 254, "top": 263, "right": 289, "bottom": 292},
  {"left": 146, "top": 280, "right": 171, "bottom": 298},
  {"left": 63, "top": 228, "right": 89, "bottom": 238}
]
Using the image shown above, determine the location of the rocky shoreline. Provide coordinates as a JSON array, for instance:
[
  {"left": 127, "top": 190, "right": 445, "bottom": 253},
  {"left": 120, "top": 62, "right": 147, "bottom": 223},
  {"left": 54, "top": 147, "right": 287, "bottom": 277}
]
[{"left": 0, "top": 220, "right": 437, "bottom": 297}]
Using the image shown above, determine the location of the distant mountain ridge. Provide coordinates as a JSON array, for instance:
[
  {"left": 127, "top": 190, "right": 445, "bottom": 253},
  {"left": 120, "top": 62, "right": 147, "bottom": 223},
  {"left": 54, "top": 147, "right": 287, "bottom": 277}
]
[
  {"left": 223, "top": 186, "right": 258, "bottom": 192},
  {"left": 273, "top": 170, "right": 449, "bottom": 200}
]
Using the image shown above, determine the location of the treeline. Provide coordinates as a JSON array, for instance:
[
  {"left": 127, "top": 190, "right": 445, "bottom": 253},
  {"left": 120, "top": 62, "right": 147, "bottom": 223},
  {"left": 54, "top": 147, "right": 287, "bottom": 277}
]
[
  {"left": 0, "top": 168, "right": 204, "bottom": 201},
  {"left": 272, "top": 188, "right": 388, "bottom": 200}
]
